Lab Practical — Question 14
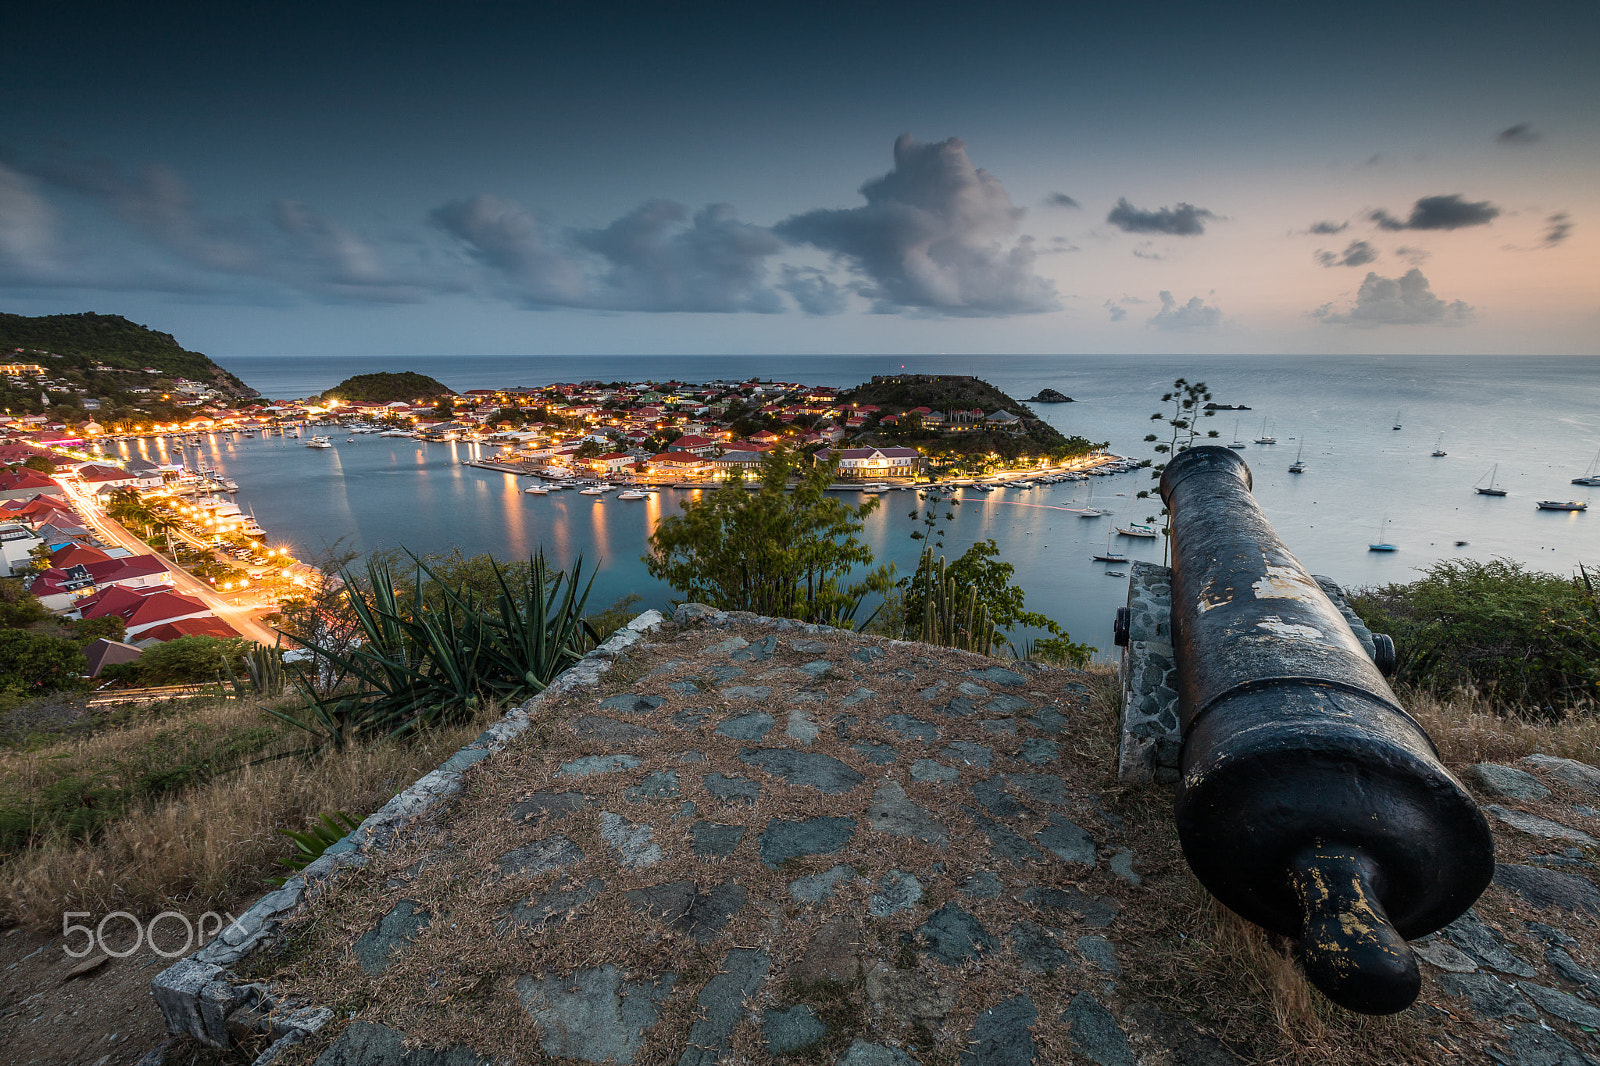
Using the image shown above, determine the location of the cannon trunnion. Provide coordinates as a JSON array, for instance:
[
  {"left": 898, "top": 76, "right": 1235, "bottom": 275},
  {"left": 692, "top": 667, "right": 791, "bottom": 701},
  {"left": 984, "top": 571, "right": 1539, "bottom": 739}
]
[{"left": 1157, "top": 446, "right": 1493, "bottom": 1015}]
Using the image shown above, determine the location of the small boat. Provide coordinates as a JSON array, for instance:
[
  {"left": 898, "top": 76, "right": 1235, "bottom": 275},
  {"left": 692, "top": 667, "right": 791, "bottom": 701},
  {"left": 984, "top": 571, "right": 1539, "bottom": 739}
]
[
  {"left": 1474, "top": 465, "right": 1506, "bottom": 497},
  {"left": 1431, "top": 434, "right": 1447, "bottom": 457},
  {"left": 1392, "top": 410, "right": 1403, "bottom": 431},
  {"left": 1289, "top": 439, "right": 1305, "bottom": 474},
  {"left": 1369, "top": 515, "right": 1397, "bottom": 552},
  {"left": 1536, "top": 500, "right": 1588, "bottom": 511},
  {"left": 860, "top": 483, "right": 891, "bottom": 493},
  {"left": 305, "top": 436, "right": 332, "bottom": 449},
  {"left": 1254, "top": 418, "right": 1276, "bottom": 445},
  {"left": 1115, "top": 524, "right": 1159, "bottom": 538},
  {"left": 1573, "top": 446, "right": 1600, "bottom": 486},
  {"left": 1228, "top": 420, "right": 1246, "bottom": 449},
  {"left": 578, "top": 485, "right": 607, "bottom": 496},
  {"left": 617, "top": 489, "right": 648, "bottom": 500},
  {"left": 524, "top": 485, "right": 549, "bottom": 495},
  {"left": 346, "top": 437, "right": 356, "bottom": 444}
]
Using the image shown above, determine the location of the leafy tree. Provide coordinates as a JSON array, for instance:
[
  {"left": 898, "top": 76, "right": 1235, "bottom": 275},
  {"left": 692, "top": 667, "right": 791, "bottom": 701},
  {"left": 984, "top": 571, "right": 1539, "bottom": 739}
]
[
  {"left": 573, "top": 440, "right": 604, "bottom": 461},
  {"left": 22, "top": 456, "right": 55, "bottom": 475},
  {"left": 0, "top": 630, "right": 88, "bottom": 692},
  {"left": 644, "top": 448, "right": 894, "bottom": 625},
  {"left": 69, "top": 615, "right": 127, "bottom": 644},
  {"left": 0, "top": 581, "right": 49, "bottom": 629}
]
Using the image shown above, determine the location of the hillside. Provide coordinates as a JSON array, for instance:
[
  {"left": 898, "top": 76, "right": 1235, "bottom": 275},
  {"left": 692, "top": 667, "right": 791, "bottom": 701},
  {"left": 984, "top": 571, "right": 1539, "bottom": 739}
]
[
  {"left": 325, "top": 371, "right": 454, "bottom": 404},
  {"left": 0, "top": 312, "right": 252, "bottom": 398},
  {"left": 840, "top": 373, "right": 1102, "bottom": 462}
]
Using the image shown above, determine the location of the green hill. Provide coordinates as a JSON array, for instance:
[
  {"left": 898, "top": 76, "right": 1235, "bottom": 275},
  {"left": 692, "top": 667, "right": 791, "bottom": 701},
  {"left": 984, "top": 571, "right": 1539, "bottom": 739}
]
[
  {"left": 0, "top": 312, "right": 251, "bottom": 396},
  {"left": 325, "top": 371, "right": 454, "bottom": 404},
  {"left": 840, "top": 373, "right": 1102, "bottom": 462}
]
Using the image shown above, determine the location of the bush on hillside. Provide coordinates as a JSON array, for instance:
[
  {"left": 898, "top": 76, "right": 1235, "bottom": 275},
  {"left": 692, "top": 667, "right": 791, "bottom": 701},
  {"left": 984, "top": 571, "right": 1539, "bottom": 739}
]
[
  {"left": 0, "top": 631, "right": 88, "bottom": 693},
  {"left": 1350, "top": 557, "right": 1599, "bottom": 713}
]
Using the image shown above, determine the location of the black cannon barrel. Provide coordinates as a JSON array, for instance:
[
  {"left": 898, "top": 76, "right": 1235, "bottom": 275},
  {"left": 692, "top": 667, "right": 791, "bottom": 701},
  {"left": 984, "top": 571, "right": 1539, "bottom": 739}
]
[{"left": 1159, "top": 446, "right": 1493, "bottom": 1015}]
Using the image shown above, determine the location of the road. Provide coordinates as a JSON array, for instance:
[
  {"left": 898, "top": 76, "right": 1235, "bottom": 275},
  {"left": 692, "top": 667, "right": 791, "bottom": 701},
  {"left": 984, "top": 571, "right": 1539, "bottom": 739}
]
[{"left": 56, "top": 482, "right": 280, "bottom": 645}]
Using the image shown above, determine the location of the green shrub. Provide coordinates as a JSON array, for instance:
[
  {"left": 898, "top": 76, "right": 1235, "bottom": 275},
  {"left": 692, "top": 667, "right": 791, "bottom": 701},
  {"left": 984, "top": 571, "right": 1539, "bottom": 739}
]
[
  {"left": 1351, "top": 557, "right": 1598, "bottom": 713},
  {"left": 0, "top": 630, "right": 87, "bottom": 693}
]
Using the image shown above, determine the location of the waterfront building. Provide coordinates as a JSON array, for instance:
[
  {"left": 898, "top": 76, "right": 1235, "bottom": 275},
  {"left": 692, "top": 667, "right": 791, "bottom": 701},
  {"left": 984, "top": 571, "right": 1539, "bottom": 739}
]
[{"left": 814, "top": 446, "right": 926, "bottom": 480}]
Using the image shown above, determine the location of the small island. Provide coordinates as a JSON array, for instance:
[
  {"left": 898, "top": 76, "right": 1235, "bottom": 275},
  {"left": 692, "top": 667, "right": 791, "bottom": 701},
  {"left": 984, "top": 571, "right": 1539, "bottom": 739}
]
[
  {"left": 1027, "top": 388, "right": 1074, "bottom": 403},
  {"left": 324, "top": 371, "right": 455, "bottom": 404}
]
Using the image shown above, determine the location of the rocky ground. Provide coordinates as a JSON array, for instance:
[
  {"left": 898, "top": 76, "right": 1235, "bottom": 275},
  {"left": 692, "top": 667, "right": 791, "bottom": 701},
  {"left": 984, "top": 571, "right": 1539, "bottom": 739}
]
[{"left": 36, "top": 607, "right": 1600, "bottom": 1065}]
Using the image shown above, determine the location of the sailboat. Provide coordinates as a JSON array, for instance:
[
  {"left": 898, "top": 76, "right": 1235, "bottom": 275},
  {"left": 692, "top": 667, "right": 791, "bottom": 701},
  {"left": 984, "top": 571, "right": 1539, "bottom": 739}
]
[
  {"left": 1253, "top": 418, "right": 1276, "bottom": 444},
  {"left": 1092, "top": 524, "right": 1127, "bottom": 563},
  {"left": 1228, "top": 420, "right": 1246, "bottom": 449},
  {"left": 1572, "top": 446, "right": 1600, "bottom": 486},
  {"left": 1077, "top": 479, "right": 1109, "bottom": 517},
  {"left": 1289, "top": 439, "right": 1306, "bottom": 474},
  {"left": 1369, "top": 515, "right": 1398, "bottom": 552},
  {"left": 1431, "top": 434, "right": 1447, "bottom": 457},
  {"left": 1474, "top": 465, "right": 1506, "bottom": 496},
  {"left": 1392, "top": 410, "right": 1403, "bottom": 431}
]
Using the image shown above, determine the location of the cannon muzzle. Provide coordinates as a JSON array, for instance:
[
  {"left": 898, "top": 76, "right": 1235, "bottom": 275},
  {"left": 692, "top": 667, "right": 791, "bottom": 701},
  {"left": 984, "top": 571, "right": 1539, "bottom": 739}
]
[{"left": 1159, "top": 446, "right": 1493, "bottom": 1015}]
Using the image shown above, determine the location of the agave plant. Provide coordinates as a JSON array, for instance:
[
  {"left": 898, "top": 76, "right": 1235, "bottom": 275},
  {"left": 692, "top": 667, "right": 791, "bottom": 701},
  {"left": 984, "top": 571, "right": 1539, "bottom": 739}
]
[
  {"left": 271, "top": 811, "right": 360, "bottom": 883},
  {"left": 271, "top": 551, "right": 599, "bottom": 755}
]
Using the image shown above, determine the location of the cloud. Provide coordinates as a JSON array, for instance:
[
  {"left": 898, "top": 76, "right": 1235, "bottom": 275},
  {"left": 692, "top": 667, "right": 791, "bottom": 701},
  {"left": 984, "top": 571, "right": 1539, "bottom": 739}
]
[
  {"left": 434, "top": 194, "right": 784, "bottom": 313},
  {"left": 1316, "top": 240, "right": 1378, "bottom": 268},
  {"left": 1106, "top": 198, "right": 1217, "bottom": 236},
  {"left": 1104, "top": 299, "right": 1126, "bottom": 322},
  {"left": 429, "top": 194, "right": 586, "bottom": 304},
  {"left": 1496, "top": 123, "right": 1540, "bottom": 145},
  {"left": 0, "top": 163, "right": 58, "bottom": 272},
  {"left": 1541, "top": 212, "right": 1573, "bottom": 247},
  {"left": 1044, "top": 192, "right": 1080, "bottom": 209},
  {"left": 775, "top": 135, "right": 1059, "bottom": 316},
  {"left": 1130, "top": 243, "right": 1165, "bottom": 260},
  {"left": 1308, "top": 220, "right": 1349, "bottom": 235},
  {"left": 780, "top": 266, "right": 848, "bottom": 315},
  {"left": 1395, "top": 246, "right": 1431, "bottom": 265},
  {"left": 1370, "top": 194, "right": 1500, "bottom": 231},
  {"left": 1148, "top": 290, "right": 1222, "bottom": 330},
  {"left": 1311, "top": 268, "right": 1473, "bottom": 326},
  {"left": 573, "top": 200, "right": 784, "bottom": 313}
]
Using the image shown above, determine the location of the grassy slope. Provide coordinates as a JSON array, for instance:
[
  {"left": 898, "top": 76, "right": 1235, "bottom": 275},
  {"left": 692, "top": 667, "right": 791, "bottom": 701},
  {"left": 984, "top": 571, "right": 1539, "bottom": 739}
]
[{"left": 0, "top": 311, "right": 252, "bottom": 395}]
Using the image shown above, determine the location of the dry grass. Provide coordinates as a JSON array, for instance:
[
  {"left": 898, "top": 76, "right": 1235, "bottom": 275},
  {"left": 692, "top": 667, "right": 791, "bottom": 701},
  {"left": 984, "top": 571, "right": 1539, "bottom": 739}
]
[
  {"left": 1404, "top": 683, "right": 1600, "bottom": 766},
  {"left": 0, "top": 696, "right": 499, "bottom": 927}
]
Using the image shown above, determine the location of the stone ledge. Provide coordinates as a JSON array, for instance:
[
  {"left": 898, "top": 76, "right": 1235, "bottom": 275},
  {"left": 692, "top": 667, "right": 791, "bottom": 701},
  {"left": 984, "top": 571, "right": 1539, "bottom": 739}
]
[{"left": 149, "top": 608, "right": 666, "bottom": 1047}]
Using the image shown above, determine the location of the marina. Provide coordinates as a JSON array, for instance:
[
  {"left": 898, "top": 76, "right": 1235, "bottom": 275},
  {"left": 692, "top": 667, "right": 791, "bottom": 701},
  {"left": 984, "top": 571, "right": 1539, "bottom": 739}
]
[{"left": 94, "top": 353, "right": 1598, "bottom": 654}]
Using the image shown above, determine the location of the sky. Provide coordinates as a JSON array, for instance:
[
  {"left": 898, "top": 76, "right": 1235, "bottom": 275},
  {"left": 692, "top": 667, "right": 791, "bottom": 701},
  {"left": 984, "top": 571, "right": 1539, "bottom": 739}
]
[{"left": 2, "top": 1, "right": 1597, "bottom": 359}]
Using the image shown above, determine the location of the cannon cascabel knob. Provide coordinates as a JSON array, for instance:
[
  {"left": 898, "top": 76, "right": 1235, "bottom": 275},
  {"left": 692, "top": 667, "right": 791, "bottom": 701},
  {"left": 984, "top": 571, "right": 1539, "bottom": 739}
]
[{"left": 1290, "top": 846, "right": 1420, "bottom": 1015}]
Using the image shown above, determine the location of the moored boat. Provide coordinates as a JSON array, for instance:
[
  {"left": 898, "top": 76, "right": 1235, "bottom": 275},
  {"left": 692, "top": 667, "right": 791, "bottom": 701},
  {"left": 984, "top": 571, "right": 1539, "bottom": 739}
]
[
  {"left": 1474, "top": 464, "right": 1506, "bottom": 496},
  {"left": 1115, "top": 524, "right": 1159, "bottom": 538},
  {"left": 1536, "top": 500, "right": 1588, "bottom": 511},
  {"left": 306, "top": 436, "right": 332, "bottom": 449}
]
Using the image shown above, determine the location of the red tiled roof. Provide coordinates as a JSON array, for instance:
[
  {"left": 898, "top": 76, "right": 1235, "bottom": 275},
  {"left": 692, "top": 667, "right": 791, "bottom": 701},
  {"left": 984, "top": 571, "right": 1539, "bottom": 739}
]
[
  {"left": 136, "top": 616, "right": 239, "bottom": 642},
  {"left": 76, "top": 464, "right": 133, "bottom": 483},
  {"left": 49, "top": 544, "right": 113, "bottom": 568}
]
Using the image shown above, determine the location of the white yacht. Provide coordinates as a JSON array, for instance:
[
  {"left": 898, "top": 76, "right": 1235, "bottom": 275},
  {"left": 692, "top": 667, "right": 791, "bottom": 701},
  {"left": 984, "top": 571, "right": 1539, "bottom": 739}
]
[
  {"left": 306, "top": 436, "right": 333, "bottom": 449},
  {"left": 617, "top": 489, "right": 648, "bottom": 500},
  {"left": 524, "top": 485, "right": 550, "bottom": 495}
]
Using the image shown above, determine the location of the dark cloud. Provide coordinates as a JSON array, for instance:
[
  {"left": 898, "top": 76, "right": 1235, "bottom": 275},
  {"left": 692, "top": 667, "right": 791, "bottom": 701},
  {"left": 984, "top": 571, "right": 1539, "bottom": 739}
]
[
  {"left": 1311, "top": 268, "right": 1472, "bottom": 326},
  {"left": 1496, "top": 123, "right": 1540, "bottom": 145},
  {"left": 775, "top": 135, "right": 1059, "bottom": 316},
  {"left": 1104, "top": 299, "right": 1126, "bottom": 322},
  {"left": 1148, "top": 290, "right": 1221, "bottom": 330},
  {"left": 433, "top": 195, "right": 784, "bottom": 312},
  {"left": 1316, "top": 240, "right": 1378, "bottom": 268},
  {"left": 0, "top": 163, "right": 57, "bottom": 275},
  {"left": 1131, "top": 243, "right": 1165, "bottom": 260},
  {"left": 1308, "top": 220, "right": 1348, "bottom": 235},
  {"left": 1395, "top": 246, "right": 1430, "bottom": 265},
  {"left": 573, "top": 200, "right": 783, "bottom": 313},
  {"left": 779, "top": 266, "right": 848, "bottom": 316},
  {"left": 1541, "top": 212, "right": 1573, "bottom": 247},
  {"left": 1106, "top": 198, "right": 1217, "bottom": 236},
  {"left": 429, "top": 194, "right": 585, "bottom": 303},
  {"left": 1369, "top": 194, "right": 1500, "bottom": 231},
  {"left": 1045, "top": 192, "right": 1080, "bottom": 209}
]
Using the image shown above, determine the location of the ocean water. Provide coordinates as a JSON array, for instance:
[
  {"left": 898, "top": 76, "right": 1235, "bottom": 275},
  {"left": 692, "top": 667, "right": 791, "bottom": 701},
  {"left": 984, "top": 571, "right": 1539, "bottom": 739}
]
[{"left": 116, "top": 354, "right": 1600, "bottom": 658}]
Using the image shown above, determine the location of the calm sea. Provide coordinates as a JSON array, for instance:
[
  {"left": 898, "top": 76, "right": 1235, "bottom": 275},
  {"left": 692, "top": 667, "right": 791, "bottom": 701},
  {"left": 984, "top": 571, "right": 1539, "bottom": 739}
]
[{"left": 114, "top": 354, "right": 1600, "bottom": 659}]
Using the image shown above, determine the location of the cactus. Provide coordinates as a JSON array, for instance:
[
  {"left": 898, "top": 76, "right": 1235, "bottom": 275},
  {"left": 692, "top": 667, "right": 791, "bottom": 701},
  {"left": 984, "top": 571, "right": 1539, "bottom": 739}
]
[{"left": 914, "top": 550, "right": 996, "bottom": 655}]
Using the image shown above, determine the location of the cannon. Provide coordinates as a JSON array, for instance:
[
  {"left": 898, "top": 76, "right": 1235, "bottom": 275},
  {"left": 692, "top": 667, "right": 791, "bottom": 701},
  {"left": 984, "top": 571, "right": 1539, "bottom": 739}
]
[{"left": 1153, "top": 446, "right": 1493, "bottom": 1015}]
